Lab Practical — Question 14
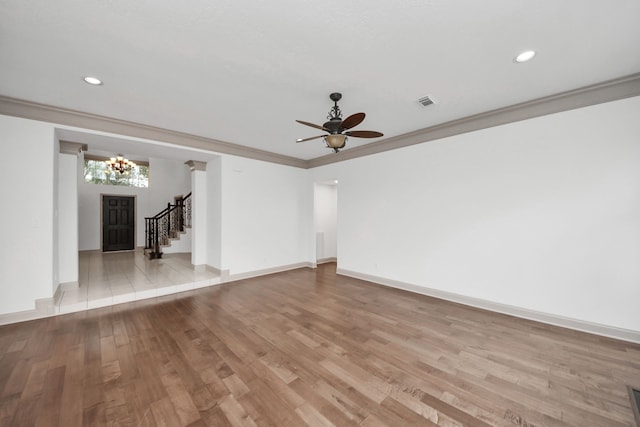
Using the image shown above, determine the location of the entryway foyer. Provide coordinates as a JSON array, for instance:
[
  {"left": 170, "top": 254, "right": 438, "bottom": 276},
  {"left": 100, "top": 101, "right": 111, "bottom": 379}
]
[{"left": 54, "top": 251, "right": 219, "bottom": 315}]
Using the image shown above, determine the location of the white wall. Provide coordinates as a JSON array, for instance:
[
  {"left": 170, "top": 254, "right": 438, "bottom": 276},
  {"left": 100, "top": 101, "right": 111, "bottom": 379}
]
[
  {"left": 206, "top": 157, "right": 223, "bottom": 270},
  {"left": 314, "top": 183, "right": 338, "bottom": 260},
  {"left": 220, "top": 156, "right": 312, "bottom": 275},
  {"left": 313, "top": 96, "right": 640, "bottom": 332},
  {"left": 78, "top": 157, "right": 190, "bottom": 250},
  {"left": 147, "top": 157, "right": 192, "bottom": 215},
  {"left": 58, "top": 151, "right": 80, "bottom": 284},
  {"left": 0, "top": 115, "right": 55, "bottom": 314}
]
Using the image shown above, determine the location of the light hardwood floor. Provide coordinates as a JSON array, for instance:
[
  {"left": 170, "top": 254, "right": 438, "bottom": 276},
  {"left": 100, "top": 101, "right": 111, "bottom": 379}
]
[{"left": 1, "top": 263, "right": 639, "bottom": 426}]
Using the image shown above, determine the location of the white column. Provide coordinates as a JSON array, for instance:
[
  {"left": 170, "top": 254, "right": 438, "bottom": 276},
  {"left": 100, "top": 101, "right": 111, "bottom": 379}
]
[
  {"left": 58, "top": 141, "right": 86, "bottom": 288},
  {"left": 205, "top": 157, "right": 222, "bottom": 271},
  {"left": 186, "top": 160, "right": 208, "bottom": 267}
]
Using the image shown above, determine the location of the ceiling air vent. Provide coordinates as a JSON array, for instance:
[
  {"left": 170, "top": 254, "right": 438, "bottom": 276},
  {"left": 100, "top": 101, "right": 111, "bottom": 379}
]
[{"left": 417, "top": 95, "right": 435, "bottom": 107}]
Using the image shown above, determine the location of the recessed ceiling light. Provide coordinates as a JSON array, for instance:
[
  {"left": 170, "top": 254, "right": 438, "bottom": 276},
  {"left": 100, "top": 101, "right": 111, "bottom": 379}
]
[
  {"left": 83, "top": 76, "right": 103, "bottom": 85},
  {"left": 514, "top": 50, "right": 536, "bottom": 63}
]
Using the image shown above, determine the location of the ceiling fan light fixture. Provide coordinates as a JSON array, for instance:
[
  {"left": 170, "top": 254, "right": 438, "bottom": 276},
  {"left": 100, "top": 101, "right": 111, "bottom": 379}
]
[{"left": 325, "top": 134, "right": 347, "bottom": 151}]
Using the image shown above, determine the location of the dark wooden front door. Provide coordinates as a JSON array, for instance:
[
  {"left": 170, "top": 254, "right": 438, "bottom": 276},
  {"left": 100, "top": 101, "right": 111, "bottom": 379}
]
[{"left": 102, "top": 195, "right": 135, "bottom": 252}]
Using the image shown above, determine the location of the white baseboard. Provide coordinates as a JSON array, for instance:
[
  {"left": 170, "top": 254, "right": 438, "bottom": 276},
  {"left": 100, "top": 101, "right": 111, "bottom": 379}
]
[
  {"left": 317, "top": 257, "right": 337, "bottom": 264},
  {"left": 60, "top": 281, "right": 79, "bottom": 291},
  {"left": 53, "top": 284, "right": 63, "bottom": 304},
  {"left": 35, "top": 297, "right": 55, "bottom": 315},
  {"left": 53, "top": 281, "right": 79, "bottom": 306},
  {"left": 192, "top": 264, "right": 229, "bottom": 279},
  {"left": 225, "top": 262, "right": 315, "bottom": 282},
  {"left": 337, "top": 268, "right": 640, "bottom": 344},
  {"left": 0, "top": 309, "right": 48, "bottom": 326},
  {"left": 0, "top": 297, "right": 55, "bottom": 326},
  {"left": 193, "top": 263, "right": 208, "bottom": 272}
]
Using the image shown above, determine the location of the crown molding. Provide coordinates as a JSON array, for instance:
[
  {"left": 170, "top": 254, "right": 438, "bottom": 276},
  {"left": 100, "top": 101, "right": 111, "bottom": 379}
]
[
  {"left": 308, "top": 72, "right": 640, "bottom": 168},
  {"left": 2, "top": 72, "right": 639, "bottom": 170},
  {"left": 0, "top": 95, "right": 307, "bottom": 169}
]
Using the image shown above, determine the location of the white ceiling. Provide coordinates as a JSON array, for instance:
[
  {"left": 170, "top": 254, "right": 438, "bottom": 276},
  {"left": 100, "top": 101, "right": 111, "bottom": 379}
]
[{"left": 2, "top": 0, "right": 639, "bottom": 161}]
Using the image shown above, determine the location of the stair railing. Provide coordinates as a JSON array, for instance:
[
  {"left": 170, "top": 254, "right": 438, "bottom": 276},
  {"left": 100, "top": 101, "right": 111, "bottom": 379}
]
[{"left": 144, "top": 192, "right": 191, "bottom": 259}]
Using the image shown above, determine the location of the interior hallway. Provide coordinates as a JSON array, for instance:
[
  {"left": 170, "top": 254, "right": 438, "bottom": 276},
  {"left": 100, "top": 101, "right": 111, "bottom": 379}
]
[{"left": 55, "top": 251, "right": 220, "bottom": 314}]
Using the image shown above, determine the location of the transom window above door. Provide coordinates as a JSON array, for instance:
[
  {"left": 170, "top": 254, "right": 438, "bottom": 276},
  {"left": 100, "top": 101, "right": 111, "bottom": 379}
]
[{"left": 84, "top": 156, "right": 149, "bottom": 188}]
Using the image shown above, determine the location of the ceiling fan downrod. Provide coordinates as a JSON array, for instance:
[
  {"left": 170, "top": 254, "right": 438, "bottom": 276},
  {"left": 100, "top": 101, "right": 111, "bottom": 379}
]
[{"left": 327, "top": 92, "right": 343, "bottom": 121}]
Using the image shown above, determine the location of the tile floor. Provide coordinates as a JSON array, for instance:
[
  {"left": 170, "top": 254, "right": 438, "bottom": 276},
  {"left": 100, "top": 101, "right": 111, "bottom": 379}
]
[{"left": 55, "top": 250, "right": 220, "bottom": 314}]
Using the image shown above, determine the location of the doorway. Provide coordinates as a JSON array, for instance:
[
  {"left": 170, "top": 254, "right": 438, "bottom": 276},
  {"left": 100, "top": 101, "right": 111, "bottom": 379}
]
[
  {"left": 102, "top": 195, "right": 135, "bottom": 252},
  {"left": 314, "top": 182, "right": 338, "bottom": 263}
]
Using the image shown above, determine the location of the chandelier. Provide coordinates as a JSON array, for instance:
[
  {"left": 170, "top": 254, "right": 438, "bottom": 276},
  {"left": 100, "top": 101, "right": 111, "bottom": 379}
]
[{"left": 105, "top": 154, "right": 136, "bottom": 175}]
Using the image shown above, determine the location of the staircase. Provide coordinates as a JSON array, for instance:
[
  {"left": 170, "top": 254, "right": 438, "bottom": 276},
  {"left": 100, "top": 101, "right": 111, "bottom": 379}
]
[{"left": 144, "top": 192, "right": 192, "bottom": 259}]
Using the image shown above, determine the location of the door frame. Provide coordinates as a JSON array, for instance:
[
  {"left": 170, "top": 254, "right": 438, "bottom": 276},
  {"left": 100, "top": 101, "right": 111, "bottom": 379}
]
[
  {"left": 100, "top": 193, "right": 137, "bottom": 252},
  {"left": 313, "top": 181, "right": 338, "bottom": 264}
]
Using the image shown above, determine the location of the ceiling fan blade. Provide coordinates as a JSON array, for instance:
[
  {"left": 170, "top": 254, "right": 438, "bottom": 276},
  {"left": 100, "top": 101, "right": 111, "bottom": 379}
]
[
  {"left": 344, "top": 130, "right": 384, "bottom": 138},
  {"left": 296, "top": 120, "right": 329, "bottom": 132},
  {"left": 340, "top": 112, "right": 365, "bottom": 130},
  {"left": 296, "top": 135, "right": 326, "bottom": 143}
]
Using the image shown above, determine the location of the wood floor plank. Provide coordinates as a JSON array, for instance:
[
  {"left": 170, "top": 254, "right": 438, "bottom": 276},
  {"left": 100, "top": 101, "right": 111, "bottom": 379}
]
[
  {"left": 237, "top": 379, "right": 301, "bottom": 426},
  {"left": 218, "top": 394, "right": 257, "bottom": 427},
  {"left": 58, "top": 344, "right": 85, "bottom": 427},
  {"left": 200, "top": 404, "right": 234, "bottom": 427},
  {"left": 288, "top": 378, "right": 360, "bottom": 426},
  {"left": 34, "top": 366, "right": 65, "bottom": 426},
  {"left": 159, "top": 371, "right": 201, "bottom": 426},
  {"left": 0, "top": 393, "right": 21, "bottom": 426},
  {"left": 9, "top": 395, "right": 39, "bottom": 427},
  {"left": 294, "top": 402, "right": 336, "bottom": 427},
  {"left": 311, "top": 379, "right": 369, "bottom": 424},
  {"left": 19, "top": 359, "right": 50, "bottom": 400},
  {"left": 150, "top": 396, "right": 182, "bottom": 427},
  {"left": 1, "top": 263, "right": 639, "bottom": 426}
]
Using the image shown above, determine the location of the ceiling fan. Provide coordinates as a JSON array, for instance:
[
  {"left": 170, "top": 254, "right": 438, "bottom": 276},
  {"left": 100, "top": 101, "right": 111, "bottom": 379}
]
[{"left": 296, "top": 93, "right": 383, "bottom": 153}]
